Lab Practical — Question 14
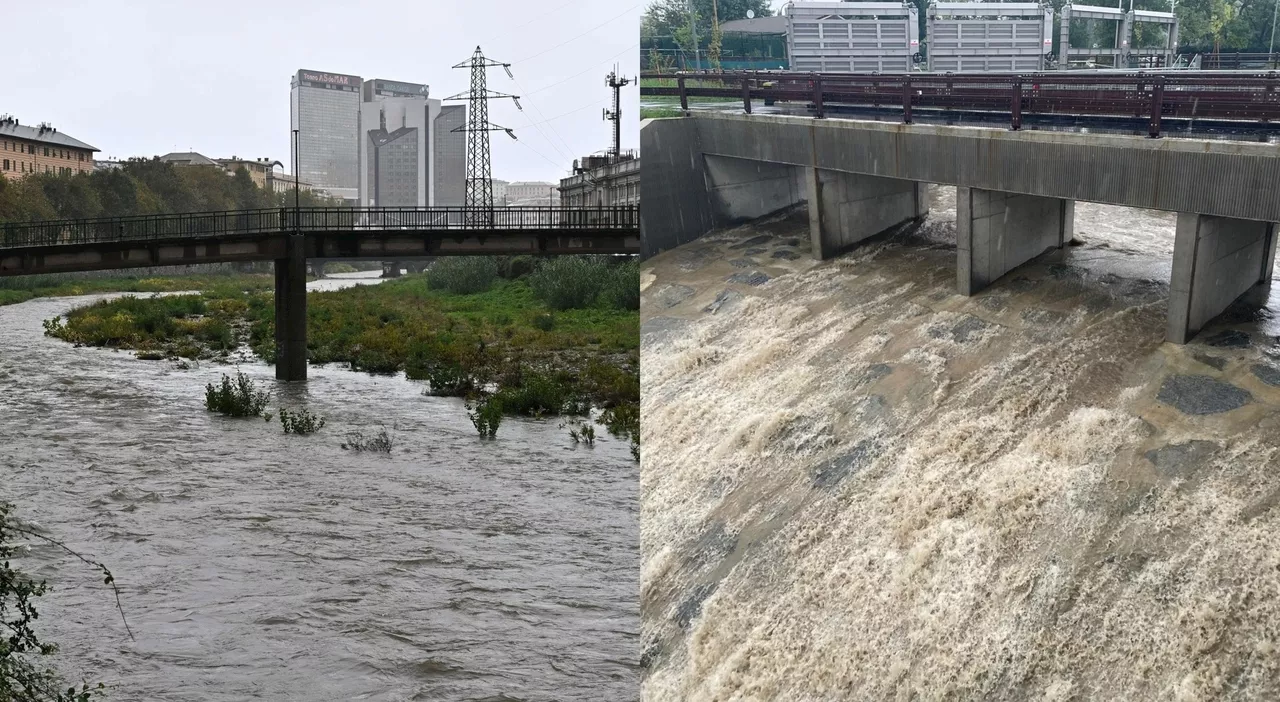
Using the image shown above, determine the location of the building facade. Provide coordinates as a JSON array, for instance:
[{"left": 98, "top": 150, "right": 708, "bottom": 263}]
[
  {"left": 0, "top": 118, "right": 98, "bottom": 180},
  {"left": 558, "top": 151, "right": 639, "bottom": 208},
  {"left": 433, "top": 104, "right": 466, "bottom": 206},
  {"left": 358, "top": 79, "right": 437, "bottom": 207},
  {"left": 216, "top": 157, "right": 281, "bottom": 189},
  {"left": 291, "top": 69, "right": 362, "bottom": 202}
]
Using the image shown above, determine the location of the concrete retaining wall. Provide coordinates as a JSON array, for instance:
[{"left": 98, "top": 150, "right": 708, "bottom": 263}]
[
  {"left": 704, "top": 155, "right": 805, "bottom": 224},
  {"left": 640, "top": 118, "right": 714, "bottom": 259}
]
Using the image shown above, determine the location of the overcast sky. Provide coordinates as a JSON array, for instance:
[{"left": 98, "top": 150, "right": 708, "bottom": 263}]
[{"left": 6, "top": 1, "right": 640, "bottom": 184}]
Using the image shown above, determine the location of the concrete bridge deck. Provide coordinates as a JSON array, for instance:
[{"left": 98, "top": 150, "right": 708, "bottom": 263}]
[
  {"left": 2, "top": 205, "right": 640, "bottom": 381},
  {"left": 641, "top": 112, "right": 1279, "bottom": 344}
]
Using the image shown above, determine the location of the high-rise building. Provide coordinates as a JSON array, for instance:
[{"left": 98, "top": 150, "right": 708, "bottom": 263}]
[
  {"left": 291, "top": 69, "right": 361, "bottom": 202},
  {"left": 358, "top": 79, "right": 437, "bottom": 207},
  {"left": 433, "top": 104, "right": 466, "bottom": 206}
]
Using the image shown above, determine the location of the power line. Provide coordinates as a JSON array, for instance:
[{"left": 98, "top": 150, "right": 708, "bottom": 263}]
[
  {"left": 485, "top": 0, "right": 580, "bottom": 45},
  {"left": 510, "top": 77, "right": 578, "bottom": 164},
  {"left": 512, "top": 3, "right": 644, "bottom": 65},
  {"left": 514, "top": 99, "right": 608, "bottom": 131},
  {"left": 523, "top": 43, "right": 640, "bottom": 98}
]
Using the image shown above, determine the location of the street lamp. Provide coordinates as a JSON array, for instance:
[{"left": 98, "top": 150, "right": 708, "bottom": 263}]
[{"left": 291, "top": 129, "right": 300, "bottom": 234}]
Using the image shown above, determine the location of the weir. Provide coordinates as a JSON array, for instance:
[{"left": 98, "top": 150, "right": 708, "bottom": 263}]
[{"left": 641, "top": 113, "right": 1280, "bottom": 343}]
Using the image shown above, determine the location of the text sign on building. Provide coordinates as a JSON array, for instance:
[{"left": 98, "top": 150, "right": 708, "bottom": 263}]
[
  {"left": 375, "top": 80, "right": 428, "bottom": 98},
  {"left": 298, "top": 70, "right": 361, "bottom": 91}
]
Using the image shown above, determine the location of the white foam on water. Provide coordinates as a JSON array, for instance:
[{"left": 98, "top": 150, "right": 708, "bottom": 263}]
[{"left": 641, "top": 191, "right": 1280, "bottom": 700}]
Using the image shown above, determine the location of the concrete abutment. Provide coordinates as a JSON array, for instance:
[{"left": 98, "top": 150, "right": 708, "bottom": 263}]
[{"left": 1167, "top": 214, "right": 1278, "bottom": 344}]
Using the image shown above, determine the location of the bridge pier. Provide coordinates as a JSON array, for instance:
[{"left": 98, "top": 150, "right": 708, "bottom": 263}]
[
  {"left": 957, "top": 187, "right": 1074, "bottom": 296},
  {"left": 274, "top": 235, "right": 308, "bottom": 381},
  {"left": 1167, "top": 214, "right": 1278, "bottom": 344},
  {"left": 807, "top": 168, "right": 928, "bottom": 260}
]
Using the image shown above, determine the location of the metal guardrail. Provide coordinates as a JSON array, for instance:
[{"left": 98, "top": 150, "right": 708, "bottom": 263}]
[
  {"left": 642, "top": 70, "right": 1280, "bottom": 137},
  {"left": 0, "top": 206, "right": 640, "bottom": 250}
]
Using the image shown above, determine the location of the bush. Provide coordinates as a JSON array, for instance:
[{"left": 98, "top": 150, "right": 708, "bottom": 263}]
[
  {"left": 568, "top": 421, "right": 596, "bottom": 446},
  {"left": 278, "top": 407, "right": 326, "bottom": 435},
  {"left": 528, "top": 256, "right": 610, "bottom": 310},
  {"left": 467, "top": 396, "right": 503, "bottom": 438},
  {"left": 205, "top": 371, "right": 271, "bottom": 417},
  {"left": 341, "top": 428, "right": 394, "bottom": 453},
  {"left": 532, "top": 312, "right": 555, "bottom": 331},
  {"left": 601, "top": 260, "right": 640, "bottom": 311},
  {"left": 493, "top": 370, "right": 571, "bottom": 417},
  {"left": 425, "top": 257, "right": 500, "bottom": 295},
  {"left": 600, "top": 402, "right": 640, "bottom": 462}
]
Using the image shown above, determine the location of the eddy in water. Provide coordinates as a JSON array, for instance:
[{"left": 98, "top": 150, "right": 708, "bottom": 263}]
[{"left": 640, "top": 186, "right": 1280, "bottom": 700}]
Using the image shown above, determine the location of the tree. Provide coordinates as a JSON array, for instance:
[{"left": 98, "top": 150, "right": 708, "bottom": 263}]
[{"left": 642, "top": 0, "right": 772, "bottom": 44}]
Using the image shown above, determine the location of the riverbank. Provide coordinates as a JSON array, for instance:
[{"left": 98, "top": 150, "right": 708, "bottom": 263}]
[{"left": 0, "top": 272, "right": 278, "bottom": 307}]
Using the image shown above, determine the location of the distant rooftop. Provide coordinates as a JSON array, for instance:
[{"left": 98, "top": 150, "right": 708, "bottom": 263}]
[
  {"left": 0, "top": 117, "right": 98, "bottom": 152},
  {"left": 159, "top": 152, "right": 219, "bottom": 166}
]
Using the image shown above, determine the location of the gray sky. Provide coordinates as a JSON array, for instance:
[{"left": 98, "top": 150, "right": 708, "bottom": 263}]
[{"left": 6, "top": 0, "right": 640, "bottom": 184}]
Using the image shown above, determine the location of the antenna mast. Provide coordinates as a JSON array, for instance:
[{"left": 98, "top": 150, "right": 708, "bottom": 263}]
[
  {"left": 445, "top": 46, "right": 522, "bottom": 222},
  {"left": 604, "top": 67, "right": 632, "bottom": 160}
]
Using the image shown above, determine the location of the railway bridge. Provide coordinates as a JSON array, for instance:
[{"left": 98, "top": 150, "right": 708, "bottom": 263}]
[
  {"left": 0, "top": 205, "right": 640, "bottom": 380},
  {"left": 641, "top": 71, "right": 1280, "bottom": 344}
]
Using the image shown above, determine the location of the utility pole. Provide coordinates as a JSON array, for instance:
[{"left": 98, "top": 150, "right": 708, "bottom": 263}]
[
  {"left": 604, "top": 67, "right": 632, "bottom": 160},
  {"left": 446, "top": 46, "right": 522, "bottom": 226},
  {"left": 687, "top": 0, "right": 701, "bottom": 70},
  {"left": 1270, "top": 0, "right": 1278, "bottom": 62}
]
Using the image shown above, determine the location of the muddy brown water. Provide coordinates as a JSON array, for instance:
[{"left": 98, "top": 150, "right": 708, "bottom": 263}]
[{"left": 0, "top": 272, "right": 639, "bottom": 701}]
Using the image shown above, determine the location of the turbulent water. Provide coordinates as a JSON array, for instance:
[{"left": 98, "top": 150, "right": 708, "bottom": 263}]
[
  {"left": 0, "top": 271, "right": 639, "bottom": 701},
  {"left": 640, "top": 186, "right": 1280, "bottom": 700}
]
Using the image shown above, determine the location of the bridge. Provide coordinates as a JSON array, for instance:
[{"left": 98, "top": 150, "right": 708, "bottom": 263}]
[
  {"left": 0, "top": 205, "right": 640, "bottom": 380},
  {"left": 640, "top": 74, "right": 1280, "bottom": 346}
]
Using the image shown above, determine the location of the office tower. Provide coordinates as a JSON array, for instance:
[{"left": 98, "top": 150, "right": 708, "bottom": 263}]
[
  {"left": 290, "top": 69, "right": 361, "bottom": 202},
  {"left": 433, "top": 104, "right": 466, "bottom": 206},
  {"left": 359, "top": 79, "right": 437, "bottom": 207}
]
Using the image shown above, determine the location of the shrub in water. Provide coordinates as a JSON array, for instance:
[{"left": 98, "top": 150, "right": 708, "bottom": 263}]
[
  {"left": 278, "top": 407, "right": 326, "bottom": 435},
  {"left": 425, "top": 257, "right": 500, "bottom": 295},
  {"left": 600, "top": 402, "right": 640, "bottom": 462},
  {"left": 568, "top": 421, "right": 596, "bottom": 446},
  {"left": 205, "top": 371, "right": 271, "bottom": 417},
  {"left": 467, "top": 396, "right": 503, "bottom": 438},
  {"left": 528, "top": 256, "right": 610, "bottom": 310},
  {"left": 341, "top": 428, "right": 394, "bottom": 453},
  {"left": 493, "top": 371, "right": 570, "bottom": 417}
]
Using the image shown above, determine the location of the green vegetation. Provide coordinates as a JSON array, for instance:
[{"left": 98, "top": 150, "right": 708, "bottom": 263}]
[
  {"left": 341, "top": 428, "right": 394, "bottom": 453},
  {"left": 467, "top": 396, "right": 504, "bottom": 438},
  {"left": 425, "top": 257, "right": 500, "bottom": 295},
  {"left": 0, "top": 271, "right": 276, "bottom": 308},
  {"left": 278, "top": 408, "right": 326, "bottom": 435},
  {"left": 205, "top": 371, "right": 271, "bottom": 418},
  {"left": 641, "top": 107, "right": 687, "bottom": 120},
  {"left": 568, "top": 420, "right": 597, "bottom": 446},
  {"left": 1, "top": 502, "right": 116, "bottom": 701},
  {"left": 601, "top": 402, "right": 641, "bottom": 462},
  {"left": 44, "top": 260, "right": 639, "bottom": 426},
  {"left": 0, "top": 157, "right": 340, "bottom": 225}
]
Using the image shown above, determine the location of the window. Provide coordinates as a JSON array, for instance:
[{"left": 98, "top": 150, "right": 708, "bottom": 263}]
[
  {"left": 79, "top": 153, "right": 84, "bottom": 161},
  {"left": 2, "top": 159, "right": 7, "bottom": 170}
]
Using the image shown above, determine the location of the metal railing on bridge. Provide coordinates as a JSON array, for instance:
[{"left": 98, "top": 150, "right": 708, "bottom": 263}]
[
  {"left": 0, "top": 206, "right": 639, "bottom": 250},
  {"left": 642, "top": 70, "right": 1280, "bottom": 137}
]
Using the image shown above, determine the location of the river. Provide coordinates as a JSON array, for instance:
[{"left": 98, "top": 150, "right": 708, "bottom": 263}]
[
  {"left": 0, "top": 271, "right": 639, "bottom": 701},
  {"left": 641, "top": 187, "right": 1280, "bottom": 700}
]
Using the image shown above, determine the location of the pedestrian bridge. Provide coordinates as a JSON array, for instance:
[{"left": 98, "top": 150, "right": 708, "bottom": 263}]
[{"left": 1, "top": 205, "right": 639, "bottom": 381}]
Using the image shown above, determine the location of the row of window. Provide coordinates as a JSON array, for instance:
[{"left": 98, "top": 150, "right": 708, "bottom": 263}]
[
  {"left": 2, "top": 159, "right": 84, "bottom": 175},
  {"left": 2, "top": 140, "right": 87, "bottom": 161}
]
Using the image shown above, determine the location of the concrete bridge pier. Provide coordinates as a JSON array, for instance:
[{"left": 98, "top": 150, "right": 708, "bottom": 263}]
[
  {"left": 957, "top": 187, "right": 1075, "bottom": 296},
  {"left": 1167, "top": 214, "right": 1278, "bottom": 344},
  {"left": 807, "top": 168, "right": 928, "bottom": 260},
  {"left": 274, "top": 235, "right": 308, "bottom": 381}
]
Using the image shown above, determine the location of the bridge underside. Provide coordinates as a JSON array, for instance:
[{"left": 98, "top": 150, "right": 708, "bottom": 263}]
[
  {"left": 2, "top": 226, "right": 638, "bottom": 382},
  {"left": 0, "top": 229, "right": 638, "bottom": 278},
  {"left": 641, "top": 113, "right": 1280, "bottom": 344}
]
